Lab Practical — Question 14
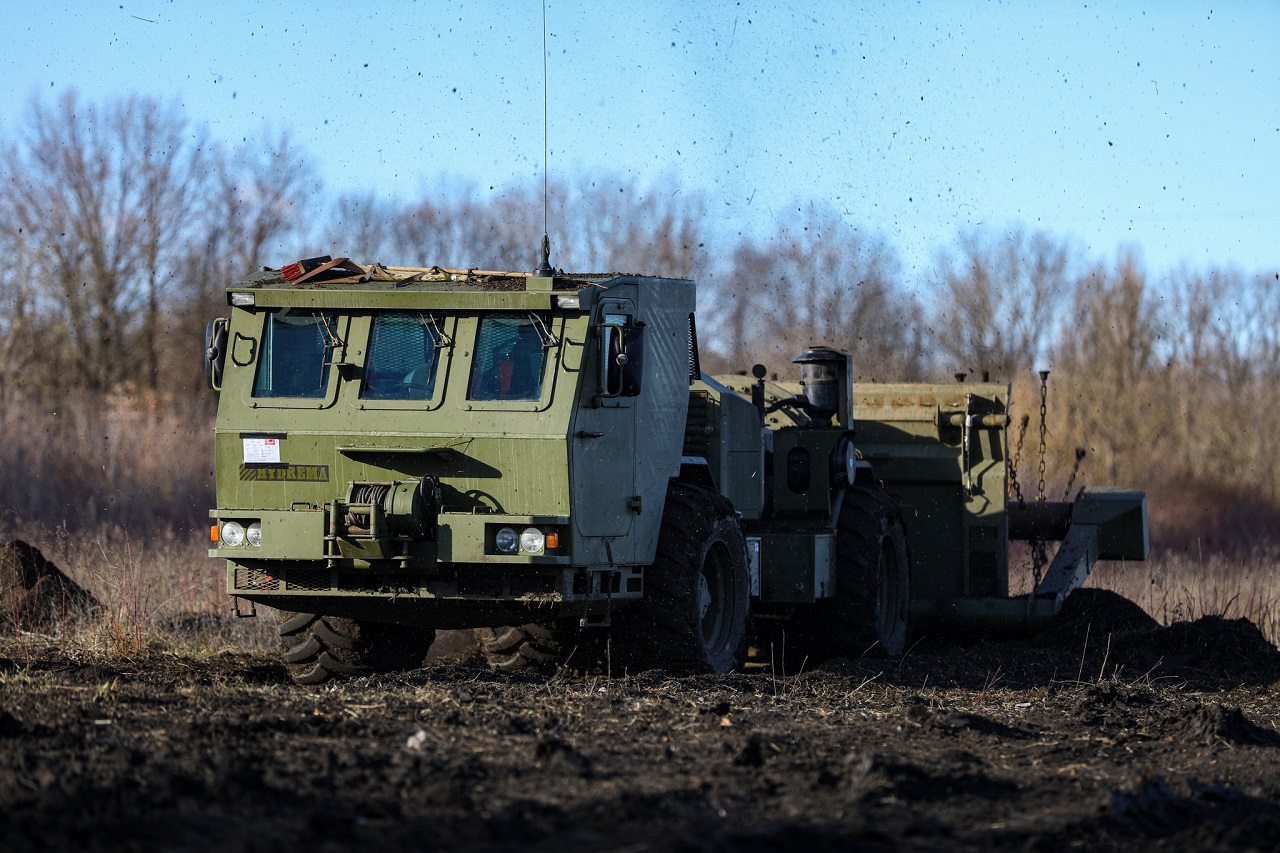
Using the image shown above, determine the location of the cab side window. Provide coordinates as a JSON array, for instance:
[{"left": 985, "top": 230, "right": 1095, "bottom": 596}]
[{"left": 468, "top": 313, "right": 548, "bottom": 401}]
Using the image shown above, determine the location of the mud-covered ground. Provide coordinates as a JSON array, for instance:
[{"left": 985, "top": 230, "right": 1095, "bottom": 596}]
[{"left": 3, "top": 590, "right": 1280, "bottom": 852}]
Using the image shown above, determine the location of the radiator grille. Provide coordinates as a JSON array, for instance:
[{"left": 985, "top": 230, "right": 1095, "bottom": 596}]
[
  {"left": 336, "top": 573, "right": 420, "bottom": 593},
  {"left": 457, "top": 573, "right": 505, "bottom": 597},
  {"left": 233, "top": 566, "right": 278, "bottom": 591},
  {"left": 285, "top": 568, "right": 334, "bottom": 592}
]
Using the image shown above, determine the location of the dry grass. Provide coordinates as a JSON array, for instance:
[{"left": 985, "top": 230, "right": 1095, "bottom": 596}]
[
  {"left": 0, "top": 396, "right": 277, "bottom": 660},
  {"left": 0, "top": 523, "right": 277, "bottom": 663},
  {"left": 0, "top": 394, "right": 214, "bottom": 532},
  {"left": 1092, "top": 549, "right": 1280, "bottom": 644},
  {"left": 1011, "top": 547, "right": 1280, "bottom": 646}
]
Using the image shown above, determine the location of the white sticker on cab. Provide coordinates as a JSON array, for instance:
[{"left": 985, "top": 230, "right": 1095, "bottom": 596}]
[{"left": 243, "top": 437, "right": 281, "bottom": 465}]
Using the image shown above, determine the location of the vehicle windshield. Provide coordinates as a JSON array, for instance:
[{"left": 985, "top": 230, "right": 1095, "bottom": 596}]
[
  {"left": 251, "top": 309, "right": 336, "bottom": 398},
  {"left": 361, "top": 312, "right": 443, "bottom": 401},
  {"left": 467, "top": 313, "right": 548, "bottom": 401}
]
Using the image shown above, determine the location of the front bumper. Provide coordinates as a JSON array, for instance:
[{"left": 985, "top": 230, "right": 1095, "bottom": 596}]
[{"left": 210, "top": 507, "right": 643, "bottom": 623}]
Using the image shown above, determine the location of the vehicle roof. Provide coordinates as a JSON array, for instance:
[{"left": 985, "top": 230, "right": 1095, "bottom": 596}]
[{"left": 231, "top": 261, "right": 676, "bottom": 293}]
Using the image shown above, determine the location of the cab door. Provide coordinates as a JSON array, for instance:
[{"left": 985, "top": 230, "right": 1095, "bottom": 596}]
[{"left": 570, "top": 298, "right": 639, "bottom": 557}]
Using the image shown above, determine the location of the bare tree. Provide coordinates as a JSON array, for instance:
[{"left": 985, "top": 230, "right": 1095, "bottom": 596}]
[
  {"left": 929, "top": 227, "right": 1072, "bottom": 380},
  {"left": 0, "top": 90, "right": 316, "bottom": 400},
  {"left": 563, "top": 173, "right": 707, "bottom": 277},
  {"left": 705, "top": 204, "right": 919, "bottom": 378},
  {"left": 1, "top": 91, "right": 154, "bottom": 392},
  {"left": 169, "top": 128, "right": 315, "bottom": 397},
  {"left": 320, "top": 191, "right": 402, "bottom": 263},
  {"left": 318, "top": 173, "right": 710, "bottom": 281},
  {"left": 209, "top": 129, "right": 316, "bottom": 278},
  {"left": 129, "top": 103, "right": 208, "bottom": 391},
  {"left": 1055, "top": 250, "right": 1166, "bottom": 484},
  {"left": 0, "top": 164, "right": 46, "bottom": 400},
  {"left": 379, "top": 180, "right": 537, "bottom": 270},
  {"left": 1163, "top": 266, "right": 1280, "bottom": 494}
]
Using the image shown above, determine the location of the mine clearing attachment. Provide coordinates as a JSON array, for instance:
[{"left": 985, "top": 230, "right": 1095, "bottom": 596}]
[
  {"left": 927, "top": 486, "right": 1150, "bottom": 637},
  {"left": 205, "top": 255, "right": 1148, "bottom": 684}
]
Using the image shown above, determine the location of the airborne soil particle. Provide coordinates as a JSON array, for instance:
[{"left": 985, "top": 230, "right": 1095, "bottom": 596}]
[{"left": 2, "top": 599, "right": 1280, "bottom": 851}]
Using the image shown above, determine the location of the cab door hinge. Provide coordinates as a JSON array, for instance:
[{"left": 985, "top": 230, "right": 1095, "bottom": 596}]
[{"left": 628, "top": 495, "right": 643, "bottom": 514}]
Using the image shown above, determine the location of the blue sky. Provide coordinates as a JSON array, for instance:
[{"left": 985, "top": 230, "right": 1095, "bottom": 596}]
[{"left": 3, "top": 1, "right": 1277, "bottom": 279}]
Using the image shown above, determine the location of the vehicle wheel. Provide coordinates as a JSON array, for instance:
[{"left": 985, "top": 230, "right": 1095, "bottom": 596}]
[
  {"left": 611, "top": 482, "right": 751, "bottom": 674},
  {"left": 475, "top": 622, "right": 569, "bottom": 673},
  {"left": 277, "top": 611, "right": 436, "bottom": 685},
  {"left": 787, "top": 484, "right": 910, "bottom": 663},
  {"left": 838, "top": 483, "right": 911, "bottom": 655}
]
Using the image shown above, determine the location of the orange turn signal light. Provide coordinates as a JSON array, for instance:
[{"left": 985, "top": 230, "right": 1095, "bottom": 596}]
[
  {"left": 545, "top": 532, "right": 559, "bottom": 550},
  {"left": 210, "top": 524, "right": 220, "bottom": 543}
]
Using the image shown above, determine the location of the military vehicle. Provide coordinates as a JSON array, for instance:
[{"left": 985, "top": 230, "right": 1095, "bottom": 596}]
[{"left": 205, "top": 254, "right": 1148, "bottom": 683}]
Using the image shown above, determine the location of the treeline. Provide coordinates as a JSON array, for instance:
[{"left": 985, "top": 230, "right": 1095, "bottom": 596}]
[
  {"left": 2, "top": 91, "right": 1278, "bottom": 543},
  {"left": 0, "top": 92, "right": 313, "bottom": 403}
]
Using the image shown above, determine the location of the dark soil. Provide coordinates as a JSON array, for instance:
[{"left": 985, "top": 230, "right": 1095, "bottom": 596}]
[
  {"left": 0, "top": 540, "right": 99, "bottom": 631},
  {"left": 3, "top": 590, "right": 1280, "bottom": 852}
]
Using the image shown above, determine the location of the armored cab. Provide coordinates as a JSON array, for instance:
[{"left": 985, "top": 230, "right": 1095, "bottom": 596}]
[{"left": 208, "top": 262, "right": 694, "bottom": 620}]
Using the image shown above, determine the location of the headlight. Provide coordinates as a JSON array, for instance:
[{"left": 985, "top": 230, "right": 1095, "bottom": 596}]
[
  {"left": 220, "top": 521, "right": 245, "bottom": 547},
  {"left": 831, "top": 436, "right": 858, "bottom": 488},
  {"left": 494, "top": 526, "right": 519, "bottom": 554},
  {"left": 520, "top": 527, "right": 545, "bottom": 553},
  {"left": 246, "top": 521, "right": 262, "bottom": 547}
]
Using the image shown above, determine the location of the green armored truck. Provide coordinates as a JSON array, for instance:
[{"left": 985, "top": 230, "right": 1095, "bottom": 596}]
[{"left": 205, "top": 256, "right": 1149, "bottom": 683}]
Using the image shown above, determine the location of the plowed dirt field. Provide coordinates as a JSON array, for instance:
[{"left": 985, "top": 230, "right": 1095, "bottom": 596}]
[{"left": 3, "top": 590, "right": 1280, "bottom": 852}]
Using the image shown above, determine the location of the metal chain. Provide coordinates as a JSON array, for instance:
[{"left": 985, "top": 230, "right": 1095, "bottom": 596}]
[
  {"left": 1062, "top": 447, "right": 1087, "bottom": 500},
  {"left": 1009, "top": 413, "right": 1029, "bottom": 508},
  {"left": 1031, "top": 537, "right": 1048, "bottom": 590},
  {"left": 1030, "top": 371, "right": 1051, "bottom": 585},
  {"left": 1036, "top": 370, "right": 1049, "bottom": 503}
]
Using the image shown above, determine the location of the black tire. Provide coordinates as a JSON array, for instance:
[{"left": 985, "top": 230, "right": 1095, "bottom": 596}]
[
  {"left": 611, "top": 482, "right": 751, "bottom": 674},
  {"left": 277, "top": 611, "right": 436, "bottom": 685},
  {"left": 475, "top": 621, "right": 609, "bottom": 674},
  {"left": 475, "top": 623, "right": 569, "bottom": 673},
  {"left": 784, "top": 484, "right": 910, "bottom": 663}
]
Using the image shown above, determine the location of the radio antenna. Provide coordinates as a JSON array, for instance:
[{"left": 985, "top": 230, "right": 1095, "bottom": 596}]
[{"left": 536, "top": 1, "right": 553, "bottom": 276}]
